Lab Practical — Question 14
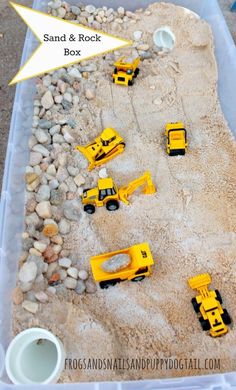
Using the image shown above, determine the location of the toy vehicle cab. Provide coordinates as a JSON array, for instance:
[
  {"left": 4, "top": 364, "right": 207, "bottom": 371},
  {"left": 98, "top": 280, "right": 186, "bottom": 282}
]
[{"left": 165, "top": 122, "right": 187, "bottom": 156}]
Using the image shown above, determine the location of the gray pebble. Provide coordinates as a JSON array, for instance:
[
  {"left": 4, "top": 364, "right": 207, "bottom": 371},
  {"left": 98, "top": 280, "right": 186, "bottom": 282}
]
[
  {"left": 50, "top": 189, "right": 65, "bottom": 205},
  {"left": 58, "top": 219, "right": 71, "bottom": 235},
  {"left": 75, "top": 280, "right": 86, "bottom": 294},
  {"left": 38, "top": 119, "right": 53, "bottom": 129},
  {"left": 22, "top": 237, "right": 34, "bottom": 251},
  {"left": 29, "top": 152, "right": 42, "bottom": 166},
  {"left": 71, "top": 5, "right": 81, "bottom": 15},
  {"left": 63, "top": 200, "right": 80, "bottom": 221},
  {"left": 64, "top": 277, "right": 77, "bottom": 289},
  {"left": 36, "top": 185, "right": 50, "bottom": 202},
  {"left": 19, "top": 261, "right": 37, "bottom": 283}
]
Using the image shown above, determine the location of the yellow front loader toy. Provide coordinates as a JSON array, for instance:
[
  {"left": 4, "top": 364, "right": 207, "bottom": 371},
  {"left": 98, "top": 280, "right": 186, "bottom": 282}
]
[
  {"left": 81, "top": 171, "right": 156, "bottom": 214},
  {"left": 112, "top": 56, "right": 140, "bottom": 86},
  {"left": 188, "top": 273, "right": 231, "bottom": 337},
  {"left": 75, "top": 128, "right": 125, "bottom": 171},
  {"left": 90, "top": 242, "right": 155, "bottom": 289},
  {"left": 165, "top": 122, "right": 188, "bottom": 156}
]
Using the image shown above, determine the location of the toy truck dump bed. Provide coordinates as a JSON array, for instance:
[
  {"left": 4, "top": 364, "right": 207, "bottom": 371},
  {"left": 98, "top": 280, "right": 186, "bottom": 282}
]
[{"left": 90, "top": 242, "right": 154, "bottom": 289}]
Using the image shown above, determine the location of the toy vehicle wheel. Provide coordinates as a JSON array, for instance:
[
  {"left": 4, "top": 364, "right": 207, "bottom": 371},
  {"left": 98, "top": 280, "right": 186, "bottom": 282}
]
[
  {"left": 222, "top": 309, "right": 231, "bottom": 325},
  {"left": 114, "top": 67, "right": 118, "bottom": 74},
  {"left": 191, "top": 297, "right": 200, "bottom": 313},
  {"left": 84, "top": 204, "right": 95, "bottom": 214},
  {"left": 131, "top": 276, "right": 145, "bottom": 282},
  {"left": 99, "top": 280, "right": 117, "bottom": 289},
  {"left": 199, "top": 317, "right": 211, "bottom": 331},
  {"left": 215, "top": 289, "right": 222, "bottom": 304},
  {"left": 134, "top": 68, "right": 140, "bottom": 77},
  {"left": 106, "top": 200, "right": 119, "bottom": 211},
  {"left": 128, "top": 80, "right": 134, "bottom": 86}
]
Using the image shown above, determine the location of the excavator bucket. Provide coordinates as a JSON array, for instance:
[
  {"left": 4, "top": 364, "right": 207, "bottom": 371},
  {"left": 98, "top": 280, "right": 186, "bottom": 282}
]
[
  {"left": 188, "top": 273, "right": 212, "bottom": 291},
  {"left": 118, "top": 171, "right": 156, "bottom": 205}
]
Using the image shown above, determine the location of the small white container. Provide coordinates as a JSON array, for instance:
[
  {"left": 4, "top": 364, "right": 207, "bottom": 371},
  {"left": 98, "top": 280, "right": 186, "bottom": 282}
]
[
  {"left": 5, "top": 328, "right": 65, "bottom": 385},
  {"left": 153, "top": 26, "right": 176, "bottom": 50}
]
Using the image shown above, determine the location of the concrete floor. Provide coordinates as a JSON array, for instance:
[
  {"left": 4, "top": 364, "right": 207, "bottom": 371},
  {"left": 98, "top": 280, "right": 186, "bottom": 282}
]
[{"left": 0, "top": 0, "right": 235, "bottom": 189}]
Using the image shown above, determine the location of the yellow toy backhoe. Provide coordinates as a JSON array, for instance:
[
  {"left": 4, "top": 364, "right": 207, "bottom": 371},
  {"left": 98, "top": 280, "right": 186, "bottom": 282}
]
[
  {"left": 188, "top": 273, "right": 231, "bottom": 337},
  {"left": 112, "top": 56, "right": 140, "bottom": 86},
  {"left": 82, "top": 171, "right": 156, "bottom": 214},
  {"left": 75, "top": 128, "right": 125, "bottom": 171}
]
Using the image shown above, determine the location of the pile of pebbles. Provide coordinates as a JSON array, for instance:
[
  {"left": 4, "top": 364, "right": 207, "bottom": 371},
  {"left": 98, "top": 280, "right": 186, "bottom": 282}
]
[{"left": 14, "top": 0, "right": 153, "bottom": 314}]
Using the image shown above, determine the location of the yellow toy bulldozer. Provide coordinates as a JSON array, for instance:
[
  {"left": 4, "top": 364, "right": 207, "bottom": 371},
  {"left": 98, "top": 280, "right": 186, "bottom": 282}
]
[
  {"left": 112, "top": 56, "right": 140, "bottom": 86},
  {"left": 165, "top": 122, "right": 188, "bottom": 156},
  {"left": 90, "top": 242, "right": 154, "bottom": 289},
  {"left": 75, "top": 128, "right": 125, "bottom": 171},
  {"left": 82, "top": 171, "right": 156, "bottom": 214},
  {"left": 188, "top": 273, "right": 231, "bottom": 337}
]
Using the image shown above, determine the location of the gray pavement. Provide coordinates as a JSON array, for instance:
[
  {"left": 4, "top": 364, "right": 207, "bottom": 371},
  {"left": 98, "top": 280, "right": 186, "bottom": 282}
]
[{"left": 0, "top": 0, "right": 235, "bottom": 189}]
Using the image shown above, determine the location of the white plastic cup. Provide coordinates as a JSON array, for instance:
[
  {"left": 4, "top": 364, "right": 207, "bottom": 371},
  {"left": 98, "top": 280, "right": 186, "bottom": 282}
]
[
  {"left": 153, "top": 26, "right": 176, "bottom": 50},
  {"left": 5, "top": 328, "right": 65, "bottom": 384}
]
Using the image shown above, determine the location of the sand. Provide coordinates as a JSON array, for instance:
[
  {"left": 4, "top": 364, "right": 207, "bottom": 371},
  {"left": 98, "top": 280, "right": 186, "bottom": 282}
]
[{"left": 13, "top": 2, "right": 236, "bottom": 383}]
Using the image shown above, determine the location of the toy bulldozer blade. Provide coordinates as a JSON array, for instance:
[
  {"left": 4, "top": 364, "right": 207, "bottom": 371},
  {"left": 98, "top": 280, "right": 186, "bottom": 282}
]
[{"left": 188, "top": 273, "right": 212, "bottom": 290}]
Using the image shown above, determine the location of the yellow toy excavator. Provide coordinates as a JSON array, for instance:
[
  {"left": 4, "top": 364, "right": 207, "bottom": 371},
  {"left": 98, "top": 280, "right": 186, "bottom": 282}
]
[
  {"left": 82, "top": 171, "right": 156, "bottom": 214},
  {"left": 75, "top": 128, "right": 125, "bottom": 171},
  {"left": 188, "top": 273, "right": 231, "bottom": 337},
  {"left": 112, "top": 56, "right": 140, "bottom": 86}
]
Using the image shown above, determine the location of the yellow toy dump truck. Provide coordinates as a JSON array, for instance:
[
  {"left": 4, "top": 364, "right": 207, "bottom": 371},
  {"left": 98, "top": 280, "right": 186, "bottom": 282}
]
[
  {"left": 112, "top": 56, "right": 140, "bottom": 86},
  {"left": 165, "top": 122, "right": 188, "bottom": 156},
  {"left": 75, "top": 128, "right": 125, "bottom": 171},
  {"left": 90, "top": 242, "right": 154, "bottom": 289},
  {"left": 82, "top": 171, "right": 156, "bottom": 214},
  {"left": 188, "top": 273, "right": 231, "bottom": 337}
]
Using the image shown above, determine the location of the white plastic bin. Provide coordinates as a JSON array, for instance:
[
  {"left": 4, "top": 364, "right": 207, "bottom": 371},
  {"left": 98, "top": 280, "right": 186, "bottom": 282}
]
[{"left": 0, "top": 0, "right": 236, "bottom": 388}]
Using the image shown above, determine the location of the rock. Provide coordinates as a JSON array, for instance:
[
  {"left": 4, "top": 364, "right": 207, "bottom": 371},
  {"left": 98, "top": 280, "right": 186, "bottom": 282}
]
[
  {"left": 20, "top": 282, "right": 33, "bottom": 293},
  {"left": 43, "top": 75, "right": 52, "bottom": 87},
  {"left": 22, "top": 237, "right": 34, "bottom": 251},
  {"left": 32, "top": 144, "right": 49, "bottom": 157},
  {"left": 46, "top": 262, "right": 58, "bottom": 279},
  {"left": 36, "top": 201, "right": 52, "bottom": 219},
  {"left": 48, "top": 0, "right": 62, "bottom": 9},
  {"left": 58, "top": 6, "right": 66, "bottom": 18},
  {"left": 137, "top": 43, "right": 149, "bottom": 51},
  {"left": 133, "top": 30, "right": 143, "bottom": 41},
  {"left": 67, "top": 267, "right": 78, "bottom": 279},
  {"left": 49, "top": 179, "right": 59, "bottom": 190},
  {"left": 29, "top": 152, "right": 42, "bottom": 166},
  {"left": 25, "top": 291, "right": 36, "bottom": 302},
  {"left": 62, "top": 99, "right": 73, "bottom": 111},
  {"left": 34, "top": 241, "right": 47, "bottom": 253},
  {"left": 35, "top": 129, "right": 49, "bottom": 144},
  {"left": 80, "top": 64, "right": 97, "bottom": 72},
  {"left": 59, "top": 257, "right": 71, "bottom": 268},
  {"left": 63, "top": 131, "right": 75, "bottom": 144},
  {"left": 117, "top": 6, "right": 125, "bottom": 15},
  {"left": 35, "top": 291, "right": 48, "bottom": 303},
  {"left": 36, "top": 185, "right": 50, "bottom": 202},
  {"left": 50, "top": 189, "right": 65, "bottom": 205},
  {"left": 75, "top": 280, "right": 86, "bottom": 294},
  {"left": 71, "top": 5, "right": 81, "bottom": 15},
  {"left": 19, "top": 262, "right": 37, "bottom": 283},
  {"left": 43, "top": 246, "right": 58, "bottom": 264},
  {"left": 47, "top": 286, "right": 56, "bottom": 294},
  {"left": 67, "top": 166, "right": 79, "bottom": 176},
  {"left": 41, "top": 90, "right": 54, "bottom": 109},
  {"left": 59, "top": 269, "right": 67, "bottom": 281},
  {"left": 25, "top": 172, "right": 38, "bottom": 185},
  {"left": 101, "top": 254, "right": 131, "bottom": 273},
  {"left": 12, "top": 286, "right": 24, "bottom": 305},
  {"left": 56, "top": 167, "right": 69, "bottom": 183},
  {"left": 38, "top": 119, "right": 53, "bottom": 129},
  {"left": 85, "top": 4, "right": 96, "bottom": 13},
  {"left": 25, "top": 212, "right": 41, "bottom": 228},
  {"left": 64, "top": 277, "right": 77, "bottom": 289},
  {"left": 22, "top": 300, "right": 39, "bottom": 314},
  {"left": 85, "top": 279, "right": 97, "bottom": 293},
  {"left": 43, "top": 223, "right": 59, "bottom": 237},
  {"left": 85, "top": 86, "right": 96, "bottom": 100},
  {"left": 53, "top": 134, "right": 65, "bottom": 144},
  {"left": 50, "top": 125, "right": 61, "bottom": 137},
  {"left": 68, "top": 67, "right": 82, "bottom": 79},
  {"left": 27, "top": 255, "right": 45, "bottom": 276},
  {"left": 153, "top": 97, "right": 162, "bottom": 106},
  {"left": 58, "top": 219, "right": 71, "bottom": 235},
  {"left": 29, "top": 247, "right": 42, "bottom": 257},
  {"left": 99, "top": 168, "right": 108, "bottom": 179},
  {"left": 63, "top": 92, "right": 72, "bottom": 103},
  {"left": 78, "top": 270, "right": 88, "bottom": 280},
  {"left": 63, "top": 200, "right": 80, "bottom": 221},
  {"left": 74, "top": 174, "right": 85, "bottom": 187}
]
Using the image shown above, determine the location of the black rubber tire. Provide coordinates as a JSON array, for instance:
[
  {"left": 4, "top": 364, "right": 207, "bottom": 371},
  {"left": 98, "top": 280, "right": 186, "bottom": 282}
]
[
  {"left": 134, "top": 68, "right": 140, "bottom": 77},
  {"left": 215, "top": 289, "right": 222, "bottom": 304},
  {"left": 222, "top": 309, "right": 231, "bottom": 325},
  {"left": 128, "top": 79, "right": 134, "bottom": 86},
  {"left": 84, "top": 204, "right": 95, "bottom": 214},
  {"left": 131, "top": 276, "right": 145, "bottom": 282},
  {"left": 99, "top": 280, "right": 117, "bottom": 289},
  {"left": 199, "top": 317, "right": 211, "bottom": 331},
  {"left": 106, "top": 200, "right": 119, "bottom": 211},
  {"left": 191, "top": 297, "right": 200, "bottom": 313},
  {"left": 113, "top": 68, "right": 118, "bottom": 74}
]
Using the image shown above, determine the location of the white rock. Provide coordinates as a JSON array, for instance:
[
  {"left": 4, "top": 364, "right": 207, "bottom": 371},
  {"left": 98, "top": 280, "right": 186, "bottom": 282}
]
[
  {"left": 75, "top": 280, "right": 86, "bottom": 294},
  {"left": 68, "top": 68, "right": 82, "bottom": 79},
  {"left": 42, "top": 75, "right": 52, "bottom": 87},
  {"left": 67, "top": 267, "right": 78, "bottom": 279},
  {"left": 78, "top": 270, "right": 88, "bottom": 281},
  {"left": 49, "top": 179, "right": 59, "bottom": 190},
  {"left": 59, "top": 257, "right": 72, "bottom": 268},
  {"left": 29, "top": 152, "right": 42, "bottom": 166},
  {"left": 63, "top": 92, "right": 72, "bottom": 103},
  {"left": 85, "top": 4, "right": 96, "bottom": 14},
  {"left": 35, "top": 291, "right": 48, "bottom": 303},
  {"left": 117, "top": 6, "right": 125, "bottom": 15},
  {"left": 137, "top": 43, "right": 149, "bottom": 51},
  {"left": 53, "top": 134, "right": 64, "bottom": 144},
  {"left": 56, "top": 167, "right": 69, "bottom": 183},
  {"left": 20, "top": 282, "right": 33, "bottom": 293},
  {"left": 63, "top": 132, "right": 75, "bottom": 144},
  {"left": 64, "top": 277, "right": 77, "bottom": 289},
  {"left": 73, "top": 95, "right": 80, "bottom": 105},
  {"left": 59, "top": 269, "right": 67, "bottom": 281},
  {"left": 85, "top": 87, "right": 96, "bottom": 100},
  {"left": 54, "top": 95, "right": 63, "bottom": 104},
  {"left": 101, "top": 254, "right": 131, "bottom": 273},
  {"left": 50, "top": 125, "right": 61, "bottom": 136},
  {"left": 32, "top": 144, "right": 49, "bottom": 157},
  {"left": 99, "top": 168, "right": 108, "bottom": 179},
  {"left": 36, "top": 185, "right": 50, "bottom": 202},
  {"left": 19, "top": 262, "right": 37, "bottom": 283},
  {"left": 35, "top": 129, "right": 49, "bottom": 144},
  {"left": 74, "top": 174, "right": 85, "bottom": 187},
  {"left": 47, "top": 164, "right": 56, "bottom": 177},
  {"left": 133, "top": 30, "right": 143, "bottom": 41},
  {"left": 48, "top": 0, "right": 62, "bottom": 9},
  {"left": 57, "top": 6, "right": 66, "bottom": 18},
  {"left": 47, "top": 286, "right": 56, "bottom": 294},
  {"left": 36, "top": 201, "right": 52, "bottom": 219},
  {"left": 22, "top": 300, "right": 39, "bottom": 314},
  {"left": 34, "top": 241, "right": 47, "bottom": 253},
  {"left": 58, "top": 219, "right": 71, "bottom": 235},
  {"left": 41, "top": 90, "right": 54, "bottom": 110}
]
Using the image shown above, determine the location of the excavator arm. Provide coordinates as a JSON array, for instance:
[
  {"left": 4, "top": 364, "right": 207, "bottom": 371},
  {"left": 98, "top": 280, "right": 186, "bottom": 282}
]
[{"left": 118, "top": 171, "right": 156, "bottom": 205}]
